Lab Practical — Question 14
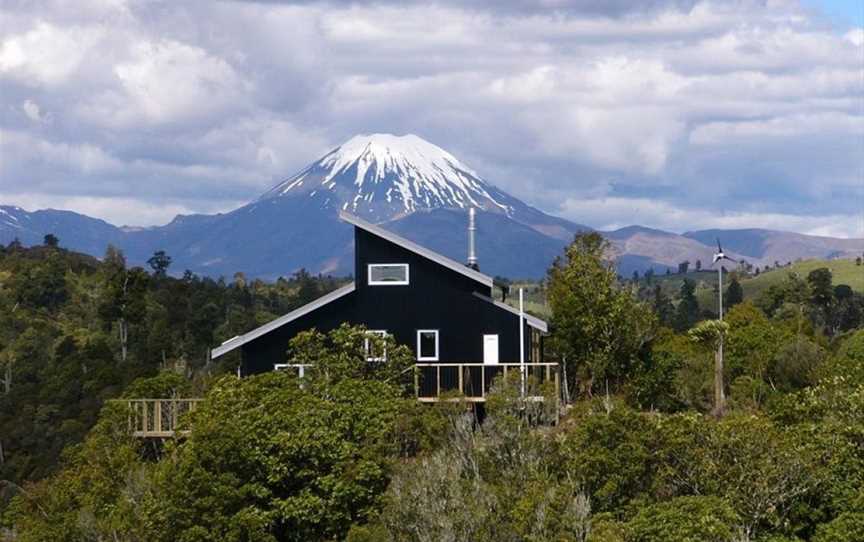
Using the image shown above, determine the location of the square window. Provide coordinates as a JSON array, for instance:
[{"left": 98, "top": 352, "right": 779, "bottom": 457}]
[
  {"left": 365, "top": 330, "right": 387, "bottom": 362},
  {"left": 368, "top": 264, "right": 409, "bottom": 285},
  {"left": 417, "top": 330, "right": 439, "bottom": 361}
]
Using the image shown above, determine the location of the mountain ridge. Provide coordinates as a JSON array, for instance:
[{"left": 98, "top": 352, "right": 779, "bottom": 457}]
[{"left": 2, "top": 134, "right": 861, "bottom": 278}]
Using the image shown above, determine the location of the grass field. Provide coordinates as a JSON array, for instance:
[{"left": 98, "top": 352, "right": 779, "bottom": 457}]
[
  {"left": 693, "top": 260, "right": 861, "bottom": 312},
  {"left": 742, "top": 259, "right": 863, "bottom": 297},
  {"left": 503, "top": 259, "right": 863, "bottom": 318}
]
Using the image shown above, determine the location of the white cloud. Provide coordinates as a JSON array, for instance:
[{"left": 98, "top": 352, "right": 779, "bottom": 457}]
[
  {"left": 0, "top": 129, "right": 122, "bottom": 176},
  {"left": 75, "top": 39, "right": 251, "bottom": 127},
  {"left": 559, "top": 196, "right": 864, "bottom": 238},
  {"left": 0, "top": 192, "right": 243, "bottom": 227},
  {"left": 0, "top": 0, "right": 860, "bottom": 237},
  {"left": 689, "top": 112, "right": 863, "bottom": 144},
  {"left": 21, "top": 99, "right": 47, "bottom": 123},
  {"left": 846, "top": 28, "right": 864, "bottom": 46},
  {"left": 0, "top": 21, "right": 104, "bottom": 85}
]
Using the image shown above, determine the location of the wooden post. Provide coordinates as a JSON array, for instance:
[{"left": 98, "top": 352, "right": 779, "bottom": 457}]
[
  {"left": 414, "top": 366, "right": 420, "bottom": 399},
  {"left": 458, "top": 364, "right": 464, "bottom": 396},
  {"left": 172, "top": 399, "right": 178, "bottom": 433},
  {"left": 155, "top": 401, "right": 162, "bottom": 434},
  {"left": 481, "top": 366, "right": 486, "bottom": 399},
  {"left": 554, "top": 366, "right": 560, "bottom": 405}
]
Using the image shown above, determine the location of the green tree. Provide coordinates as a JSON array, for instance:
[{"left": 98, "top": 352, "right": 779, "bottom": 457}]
[
  {"left": 629, "top": 330, "right": 696, "bottom": 412},
  {"left": 689, "top": 319, "right": 729, "bottom": 417},
  {"left": 11, "top": 252, "right": 68, "bottom": 310},
  {"left": 547, "top": 232, "right": 657, "bottom": 396},
  {"left": 833, "top": 284, "right": 853, "bottom": 301},
  {"left": 644, "top": 268, "right": 654, "bottom": 284},
  {"left": 813, "top": 511, "right": 864, "bottom": 542},
  {"left": 724, "top": 302, "right": 787, "bottom": 388},
  {"left": 673, "top": 279, "right": 699, "bottom": 331},
  {"left": 293, "top": 268, "right": 321, "bottom": 305},
  {"left": 3, "top": 400, "right": 151, "bottom": 541},
  {"left": 147, "top": 250, "right": 172, "bottom": 278},
  {"left": 725, "top": 277, "right": 744, "bottom": 308},
  {"left": 656, "top": 413, "right": 823, "bottom": 538},
  {"left": 756, "top": 272, "right": 810, "bottom": 318},
  {"left": 98, "top": 265, "right": 149, "bottom": 362},
  {"left": 626, "top": 496, "right": 740, "bottom": 542},
  {"left": 42, "top": 233, "right": 59, "bottom": 248},
  {"left": 651, "top": 284, "right": 675, "bottom": 327},
  {"left": 288, "top": 323, "right": 414, "bottom": 391},
  {"left": 153, "top": 371, "right": 415, "bottom": 541},
  {"left": 560, "top": 402, "right": 659, "bottom": 513},
  {"left": 103, "top": 244, "right": 126, "bottom": 269},
  {"left": 376, "top": 377, "right": 574, "bottom": 542},
  {"left": 807, "top": 268, "right": 833, "bottom": 308},
  {"left": 771, "top": 336, "right": 824, "bottom": 392}
]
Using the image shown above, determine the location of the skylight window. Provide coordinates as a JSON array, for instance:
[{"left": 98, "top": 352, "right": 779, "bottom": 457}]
[{"left": 368, "top": 264, "right": 409, "bottom": 285}]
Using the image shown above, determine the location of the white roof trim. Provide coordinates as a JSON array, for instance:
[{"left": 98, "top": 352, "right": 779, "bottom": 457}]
[
  {"left": 472, "top": 292, "right": 549, "bottom": 333},
  {"left": 339, "top": 211, "right": 494, "bottom": 289},
  {"left": 211, "top": 283, "right": 356, "bottom": 359}
]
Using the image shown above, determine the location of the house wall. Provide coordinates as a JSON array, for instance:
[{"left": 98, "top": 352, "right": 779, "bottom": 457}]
[{"left": 241, "top": 226, "right": 540, "bottom": 374}]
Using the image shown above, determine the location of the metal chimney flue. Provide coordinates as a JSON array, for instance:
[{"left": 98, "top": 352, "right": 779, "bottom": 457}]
[{"left": 467, "top": 207, "right": 479, "bottom": 270}]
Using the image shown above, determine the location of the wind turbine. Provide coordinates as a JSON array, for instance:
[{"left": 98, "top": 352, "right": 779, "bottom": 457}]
[
  {"left": 711, "top": 238, "right": 736, "bottom": 417},
  {"left": 712, "top": 238, "right": 738, "bottom": 321}
]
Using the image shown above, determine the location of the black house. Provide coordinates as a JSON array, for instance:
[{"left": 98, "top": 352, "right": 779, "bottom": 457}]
[{"left": 211, "top": 211, "right": 548, "bottom": 380}]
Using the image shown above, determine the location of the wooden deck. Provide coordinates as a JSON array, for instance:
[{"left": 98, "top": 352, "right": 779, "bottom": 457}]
[
  {"left": 414, "top": 362, "right": 559, "bottom": 403},
  {"left": 121, "top": 363, "right": 559, "bottom": 438},
  {"left": 122, "top": 398, "right": 203, "bottom": 438}
]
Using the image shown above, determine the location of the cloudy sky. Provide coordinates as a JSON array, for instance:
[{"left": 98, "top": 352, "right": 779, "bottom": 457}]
[{"left": 1, "top": 0, "right": 862, "bottom": 237}]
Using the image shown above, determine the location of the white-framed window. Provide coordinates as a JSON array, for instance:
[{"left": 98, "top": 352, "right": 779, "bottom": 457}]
[
  {"left": 368, "top": 263, "right": 409, "bottom": 286},
  {"left": 416, "top": 329, "right": 439, "bottom": 361},
  {"left": 364, "top": 330, "right": 388, "bottom": 362}
]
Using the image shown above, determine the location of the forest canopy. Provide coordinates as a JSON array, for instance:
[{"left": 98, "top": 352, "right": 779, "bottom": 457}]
[{"left": 2, "top": 235, "right": 863, "bottom": 542}]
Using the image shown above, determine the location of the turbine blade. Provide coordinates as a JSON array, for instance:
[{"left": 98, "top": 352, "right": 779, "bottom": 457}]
[{"left": 716, "top": 238, "right": 723, "bottom": 252}]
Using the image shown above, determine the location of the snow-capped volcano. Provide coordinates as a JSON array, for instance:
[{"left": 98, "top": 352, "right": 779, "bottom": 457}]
[{"left": 259, "top": 133, "right": 517, "bottom": 221}]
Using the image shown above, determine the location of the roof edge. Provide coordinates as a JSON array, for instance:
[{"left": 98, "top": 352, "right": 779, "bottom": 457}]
[
  {"left": 211, "top": 283, "right": 356, "bottom": 359},
  {"left": 339, "top": 211, "right": 494, "bottom": 289},
  {"left": 471, "top": 291, "right": 549, "bottom": 333}
]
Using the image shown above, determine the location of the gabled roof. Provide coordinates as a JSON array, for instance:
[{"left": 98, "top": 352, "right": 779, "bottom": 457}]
[
  {"left": 211, "top": 283, "right": 356, "bottom": 359},
  {"left": 339, "top": 211, "right": 495, "bottom": 289},
  {"left": 472, "top": 292, "right": 549, "bottom": 333}
]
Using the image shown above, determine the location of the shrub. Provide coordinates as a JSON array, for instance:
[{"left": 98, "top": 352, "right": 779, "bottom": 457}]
[{"left": 626, "top": 496, "right": 740, "bottom": 542}]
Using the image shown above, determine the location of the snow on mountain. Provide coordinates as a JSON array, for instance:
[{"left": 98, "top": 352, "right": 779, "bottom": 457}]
[{"left": 259, "top": 133, "right": 516, "bottom": 222}]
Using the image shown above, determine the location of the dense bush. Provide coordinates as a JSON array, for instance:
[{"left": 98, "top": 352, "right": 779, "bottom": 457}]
[
  {"left": 625, "top": 496, "right": 740, "bottom": 542},
  {"left": 4, "top": 238, "right": 863, "bottom": 541}
]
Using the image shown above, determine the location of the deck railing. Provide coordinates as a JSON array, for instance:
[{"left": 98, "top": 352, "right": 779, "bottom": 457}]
[
  {"left": 274, "top": 363, "right": 314, "bottom": 378},
  {"left": 124, "top": 398, "right": 203, "bottom": 438},
  {"left": 414, "top": 363, "right": 559, "bottom": 402},
  {"left": 120, "top": 364, "right": 558, "bottom": 438}
]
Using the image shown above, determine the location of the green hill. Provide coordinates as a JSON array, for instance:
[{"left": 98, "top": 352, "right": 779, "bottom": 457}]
[
  {"left": 688, "top": 259, "right": 862, "bottom": 313},
  {"left": 743, "top": 258, "right": 863, "bottom": 295}
]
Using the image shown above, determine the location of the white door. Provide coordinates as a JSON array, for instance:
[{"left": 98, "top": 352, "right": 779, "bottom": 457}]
[{"left": 483, "top": 334, "right": 499, "bottom": 365}]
